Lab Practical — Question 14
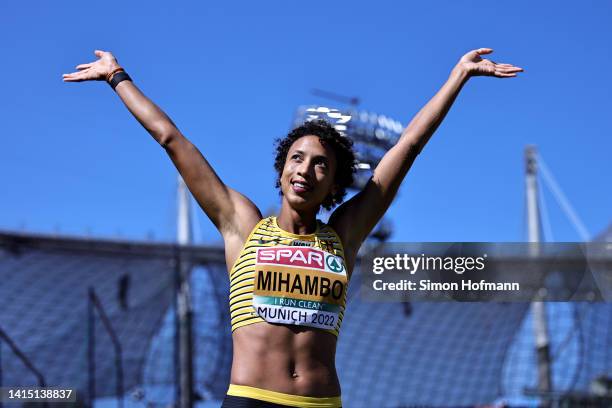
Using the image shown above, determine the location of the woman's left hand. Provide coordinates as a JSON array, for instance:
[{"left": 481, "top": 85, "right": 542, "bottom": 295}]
[{"left": 457, "top": 48, "right": 523, "bottom": 78}]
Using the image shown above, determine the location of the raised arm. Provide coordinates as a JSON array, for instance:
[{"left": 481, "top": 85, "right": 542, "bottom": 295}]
[
  {"left": 63, "top": 50, "right": 262, "bottom": 242},
  {"left": 329, "top": 48, "right": 523, "bottom": 256}
]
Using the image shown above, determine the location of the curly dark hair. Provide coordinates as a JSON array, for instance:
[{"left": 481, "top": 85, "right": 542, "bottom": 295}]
[{"left": 274, "top": 119, "right": 356, "bottom": 210}]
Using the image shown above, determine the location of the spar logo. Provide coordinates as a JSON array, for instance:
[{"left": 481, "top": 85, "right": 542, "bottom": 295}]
[{"left": 257, "top": 247, "right": 345, "bottom": 274}]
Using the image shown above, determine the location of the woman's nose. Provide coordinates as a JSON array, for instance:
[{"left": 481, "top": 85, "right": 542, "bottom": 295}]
[{"left": 296, "top": 159, "right": 312, "bottom": 177}]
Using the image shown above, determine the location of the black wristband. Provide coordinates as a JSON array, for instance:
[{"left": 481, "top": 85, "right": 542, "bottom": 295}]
[{"left": 109, "top": 71, "right": 132, "bottom": 90}]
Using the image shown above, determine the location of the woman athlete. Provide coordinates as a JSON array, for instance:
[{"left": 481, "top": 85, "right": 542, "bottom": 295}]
[{"left": 64, "top": 48, "right": 522, "bottom": 407}]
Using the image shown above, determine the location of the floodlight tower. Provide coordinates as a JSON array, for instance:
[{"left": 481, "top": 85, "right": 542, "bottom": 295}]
[{"left": 293, "top": 95, "right": 404, "bottom": 241}]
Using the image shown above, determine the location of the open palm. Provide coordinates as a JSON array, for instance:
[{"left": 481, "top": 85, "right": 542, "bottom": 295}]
[
  {"left": 459, "top": 48, "right": 523, "bottom": 78},
  {"left": 63, "top": 50, "right": 120, "bottom": 82}
]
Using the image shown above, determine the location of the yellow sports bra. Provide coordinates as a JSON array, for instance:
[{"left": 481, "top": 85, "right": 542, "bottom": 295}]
[{"left": 228, "top": 216, "right": 348, "bottom": 337}]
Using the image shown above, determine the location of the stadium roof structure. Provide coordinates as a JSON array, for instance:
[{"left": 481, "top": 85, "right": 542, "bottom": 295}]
[
  {"left": 593, "top": 222, "right": 612, "bottom": 243},
  {"left": 0, "top": 231, "right": 225, "bottom": 402},
  {"left": 1, "top": 229, "right": 610, "bottom": 406}
]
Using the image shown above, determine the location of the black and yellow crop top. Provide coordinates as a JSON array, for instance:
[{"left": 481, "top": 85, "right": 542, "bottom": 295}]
[{"left": 229, "top": 216, "right": 349, "bottom": 337}]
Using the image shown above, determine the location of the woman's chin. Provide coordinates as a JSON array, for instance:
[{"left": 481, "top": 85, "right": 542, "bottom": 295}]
[{"left": 285, "top": 195, "right": 320, "bottom": 212}]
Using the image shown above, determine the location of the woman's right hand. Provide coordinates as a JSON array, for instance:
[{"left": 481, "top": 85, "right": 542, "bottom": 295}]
[{"left": 63, "top": 50, "right": 121, "bottom": 82}]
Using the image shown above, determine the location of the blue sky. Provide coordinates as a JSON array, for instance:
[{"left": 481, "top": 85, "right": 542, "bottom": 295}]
[{"left": 1, "top": 0, "right": 610, "bottom": 243}]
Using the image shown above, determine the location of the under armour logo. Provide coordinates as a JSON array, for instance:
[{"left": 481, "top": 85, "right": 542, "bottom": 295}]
[{"left": 258, "top": 237, "right": 282, "bottom": 245}]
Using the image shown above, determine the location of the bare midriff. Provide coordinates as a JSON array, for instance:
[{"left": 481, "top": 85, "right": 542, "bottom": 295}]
[{"left": 230, "top": 322, "right": 341, "bottom": 397}]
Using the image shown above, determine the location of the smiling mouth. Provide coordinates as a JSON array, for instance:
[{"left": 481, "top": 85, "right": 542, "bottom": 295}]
[{"left": 291, "top": 181, "right": 311, "bottom": 193}]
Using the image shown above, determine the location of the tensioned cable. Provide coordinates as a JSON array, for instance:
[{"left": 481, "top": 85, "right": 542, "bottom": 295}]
[
  {"left": 537, "top": 180, "right": 555, "bottom": 242},
  {"left": 536, "top": 153, "right": 590, "bottom": 241}
]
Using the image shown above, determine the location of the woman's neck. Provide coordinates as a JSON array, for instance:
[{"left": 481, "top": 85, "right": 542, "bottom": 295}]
[{"left": 277, "top": 203, "right": 319, "bottom": 235}]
